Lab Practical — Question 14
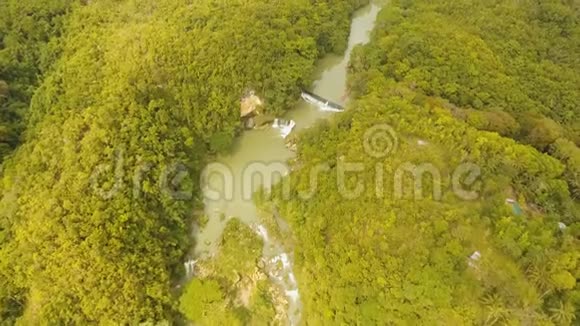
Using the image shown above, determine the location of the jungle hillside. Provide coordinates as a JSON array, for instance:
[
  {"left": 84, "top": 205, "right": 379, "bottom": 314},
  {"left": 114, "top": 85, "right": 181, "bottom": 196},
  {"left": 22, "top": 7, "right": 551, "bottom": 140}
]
[{"left": 0, "top": 0, "right": 579, "bottom": 325}]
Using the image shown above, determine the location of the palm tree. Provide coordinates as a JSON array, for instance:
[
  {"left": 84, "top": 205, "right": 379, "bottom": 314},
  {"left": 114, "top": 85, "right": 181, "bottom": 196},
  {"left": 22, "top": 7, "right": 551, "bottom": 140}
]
[
  {"left": 481, "top": 293, "right": 511, "bottom": 325},
  {"left": 549, "top": 301, "right": 576, "bottom": 325}
]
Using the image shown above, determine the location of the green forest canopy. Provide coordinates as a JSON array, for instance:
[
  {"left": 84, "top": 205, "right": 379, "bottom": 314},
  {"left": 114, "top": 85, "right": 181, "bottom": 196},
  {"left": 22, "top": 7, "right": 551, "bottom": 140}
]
[
  {"left": 179, "top": 218, "right": 280, "bottom": 325},
  {"left": 0, "top": 0, "right": 79, "bottom": 159},
  {"left": 0, "top": 0, "right": 578, "bottom": 324},
  {"left": 0, "top": 0, "right": 366, "bottom": 323},
  {"left": 348, "top": 0, "right": 580, "bottom": 199},
  {"left": 267, "top": 0, "right": 580, "bottom": 324}
]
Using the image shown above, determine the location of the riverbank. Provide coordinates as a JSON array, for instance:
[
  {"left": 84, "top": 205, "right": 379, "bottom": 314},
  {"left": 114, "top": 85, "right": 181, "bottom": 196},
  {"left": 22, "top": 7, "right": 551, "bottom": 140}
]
[
  {"left": 266, "top": 0, "right": 580, "bottom": 323},
  {"left": 182, "top": 3, "right": 381, "bottom": 325}
]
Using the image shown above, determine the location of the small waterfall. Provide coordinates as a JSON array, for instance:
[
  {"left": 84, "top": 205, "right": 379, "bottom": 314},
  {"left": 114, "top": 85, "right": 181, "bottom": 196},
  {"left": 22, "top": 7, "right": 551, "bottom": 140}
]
[
  {"left": 255, "top": 224, "right": 270, "bottom": 242},
  {"left": 272, "top": 119, "right": 296, "bottom": 139},
  {"left": 270, "top": 253, "right": 291, "bottom": 269},
  {"left": 192, "top": 4, "right": 381, "bottom": 325},
  {"left": 252, "top": 224, "right": 301, "bottom": 325},
  {"left": 300, "top": 91, "right": 345, "bottom": 112},
  {"left": 285, "top": 289, "right": 300, "bottom": 304},
  {"left": 184, "top": 258, "right": 197, "bottom": 277},
  {"left": 288, "top": 271, "right": 297, "bottom": 286},
  {"left": 319, "top": 105, "right": 344, "bottom": 112}
]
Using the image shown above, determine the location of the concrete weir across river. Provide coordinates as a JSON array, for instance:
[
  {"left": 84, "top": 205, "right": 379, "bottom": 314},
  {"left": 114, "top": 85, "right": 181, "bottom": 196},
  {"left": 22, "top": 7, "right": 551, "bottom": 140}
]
[{"left": 191, "top": 4, "right": 380, "bottom": 325}]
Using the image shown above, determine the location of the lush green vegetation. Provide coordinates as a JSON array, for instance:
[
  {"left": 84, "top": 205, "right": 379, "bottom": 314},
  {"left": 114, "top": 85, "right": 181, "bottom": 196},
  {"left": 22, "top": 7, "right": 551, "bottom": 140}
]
[
  {"left": 0, "top": 0, "right": 80, "bottom": 160},
  {"left": 349, "top": 0, "right": 580, "bottom": 198},
  {"left": 179, "top": 218, "right": 281, "bottom": 325},
  {"left": 267, "top": 0, "right": 580, "bottom": 324},
  {"left": 274, "top": 93, "right": 579, "bottom": 324},
  {"left": 0, "top": 0, "right": 365, "bottom": 323},
  {"left": 1, "top": 0, "right": 578, "bottom": 324}
]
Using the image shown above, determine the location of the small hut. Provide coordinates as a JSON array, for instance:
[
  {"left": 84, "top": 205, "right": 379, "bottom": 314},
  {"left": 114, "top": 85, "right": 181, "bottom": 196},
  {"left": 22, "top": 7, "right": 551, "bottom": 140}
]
[{"left": 240, "top": 90, "right": 263, "bottom": 128}]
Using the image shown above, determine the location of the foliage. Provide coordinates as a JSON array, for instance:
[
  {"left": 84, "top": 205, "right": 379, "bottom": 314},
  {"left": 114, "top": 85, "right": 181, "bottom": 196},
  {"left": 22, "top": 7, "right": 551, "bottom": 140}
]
[
  {"left": 209, "top": 218, "right": 264, "bottom": 283},
  {"left": 0, "top": 0, "right": 364, "bottom": 322},
  {"left": 349, "top": 0, "right": 580, "bottom": 177},
  {"left": 452, "top": 108, "right": 520, "bottom": 138},
  {"left": 179, "top": 279, "right": 226, "bottom": 323},
  {"left": 0, "top": 0, "right": 80, "bottom": 162},
  {"left": 3, "top": 0, "right": 577, "bottom": 324},
  {"left": 268, "top": 1, "right": 580, "bottom": 323},
  {"left": 550, "top": 138, "right": 580, "bottom": 200},
  {"left": 179, "top": 218, "right": 278, "bottom": 325}
]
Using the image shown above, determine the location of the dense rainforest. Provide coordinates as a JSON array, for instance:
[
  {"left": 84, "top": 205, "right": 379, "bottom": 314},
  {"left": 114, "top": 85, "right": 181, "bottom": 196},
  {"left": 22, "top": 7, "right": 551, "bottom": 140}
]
[
  {"left": 0, "top": 0, "right": 79, "bottom": 160},
  {"left": 0, "top": 0, "right": 366, "bottom": 323},
  {"left": 267, "top": 0, "right": 580, "bottom": 324},
  {"left": 348, "top": 0, "right": 580, "bottom": 198},
  {"left": 179, "top": 218, "right": 282, "bottom": 325},
  {"left": 0, "top": 0, "right": 578, "bottom": 324}
]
